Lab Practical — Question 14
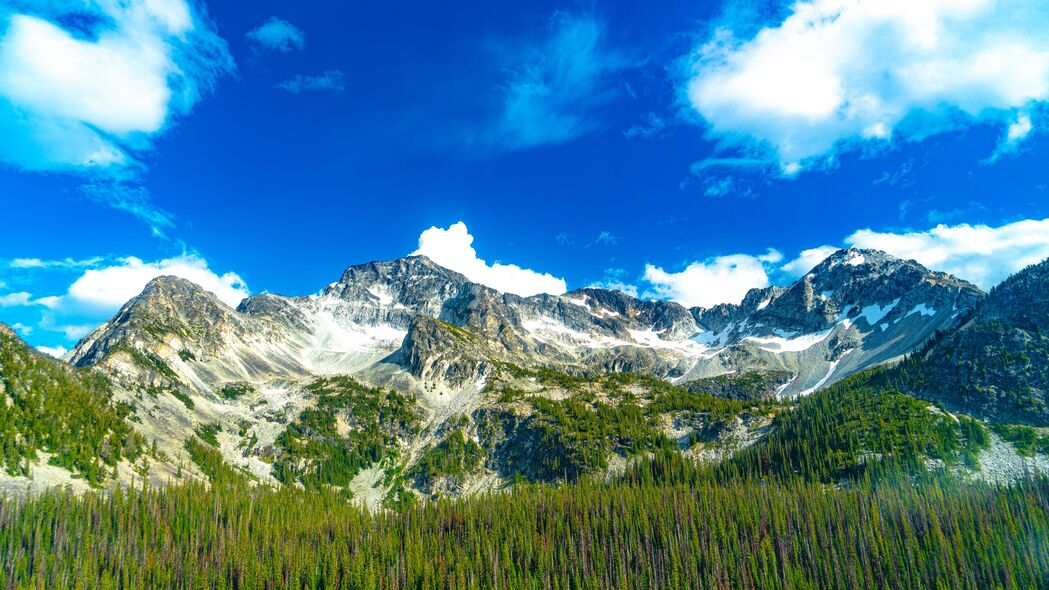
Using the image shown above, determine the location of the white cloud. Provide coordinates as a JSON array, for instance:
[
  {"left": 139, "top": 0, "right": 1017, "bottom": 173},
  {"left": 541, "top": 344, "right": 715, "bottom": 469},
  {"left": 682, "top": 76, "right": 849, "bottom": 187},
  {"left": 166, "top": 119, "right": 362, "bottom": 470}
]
[
  {"left": 80, "top": 183, "right": 175, "bottom": 236},
  {"left": 1007, "top": 113, "right": 1034, "bottom": 143},
  {"left": 413, "top": 222, "right": 567, "bottom": 297},
  {"left": 483, "top": 12, "right": 630, "bottom": 150},
  {"left": 988, "top": 111, "right": 1036, "bottom": 160},
  {"left": 44, "top": 320, "right": 95, "bottom": 341},
  {"left": 0, "top": 0, "right": 233, "bottom": 172},
  {"left": 36, "top": 345, "right": 67, "bottom": 358},
  {"left": 686, "top": 0, "right": 1049, "bottom": 169},
  {"left": 11, "top": 322, "right": 31, "bottom": 336},
  {"left": 781, "top": 245, "right": 839, "bottom": 277},
  {"left": 845, "top": 218, "right": 1049, "bottom": 289},
  {"left": 9, "top": 252, "right": 247, "bottom": 345},
  {"left": 8, "top": 257, "right": 103, "bottom": 269},
  {"left": 56, "top": 254, "right": 250, "bottom": 312},
  {"left": 0, "top": 291, "right": 33, "bottom": 307},
  {"left": 642, "top": 250, "right": 779, "bottom": 308},
  {"left": 246, "top": 17, "right": 305, "bottom": 54},
  {"left": 587, "top": 268, "right": 639, "bottom": 297},
  {"left": 278, "top": 70, "right": 346, "bottom": 94}
]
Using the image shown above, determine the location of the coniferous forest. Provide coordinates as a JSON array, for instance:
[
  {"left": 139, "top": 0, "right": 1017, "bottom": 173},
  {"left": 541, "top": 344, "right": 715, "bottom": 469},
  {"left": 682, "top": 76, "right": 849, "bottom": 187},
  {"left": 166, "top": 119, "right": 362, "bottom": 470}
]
[{"left": 1, "top": 461, "right": 1047, "bottom": 589}]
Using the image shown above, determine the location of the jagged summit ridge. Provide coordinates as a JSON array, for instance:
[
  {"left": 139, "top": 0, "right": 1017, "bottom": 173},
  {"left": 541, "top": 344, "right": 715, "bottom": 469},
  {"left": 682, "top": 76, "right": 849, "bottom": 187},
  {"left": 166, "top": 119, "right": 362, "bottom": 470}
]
[{"left": 66, "top": 248, "right": 985, "bottom": 402}]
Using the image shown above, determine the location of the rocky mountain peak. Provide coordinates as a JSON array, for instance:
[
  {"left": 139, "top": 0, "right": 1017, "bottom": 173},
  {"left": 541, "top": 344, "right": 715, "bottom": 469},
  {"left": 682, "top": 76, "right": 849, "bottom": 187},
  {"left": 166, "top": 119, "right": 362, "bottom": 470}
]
[
  {"left": 67, "top": 275, "right": 269, "bottom": 370},
  {"left": 325, "top": 256, "right": 468, "bottom": 297}
]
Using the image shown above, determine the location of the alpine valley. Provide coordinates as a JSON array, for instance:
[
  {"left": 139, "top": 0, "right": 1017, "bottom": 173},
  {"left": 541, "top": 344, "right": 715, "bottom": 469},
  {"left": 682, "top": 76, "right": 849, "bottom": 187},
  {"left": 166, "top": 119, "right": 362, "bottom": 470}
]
[{"left": 3, "top": 245, "right": 1049, "bottom": 588}]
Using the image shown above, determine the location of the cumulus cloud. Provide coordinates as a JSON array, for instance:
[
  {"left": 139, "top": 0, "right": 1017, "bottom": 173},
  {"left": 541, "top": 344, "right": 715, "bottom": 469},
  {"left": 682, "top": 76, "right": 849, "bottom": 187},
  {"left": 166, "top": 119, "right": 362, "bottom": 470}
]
[
  {"left": 845, "top": 218, "right": 1049, "bottom": 289},
  {"left": 780, "top": 245, "right": 839, "bottom": 277},
  {"left": 278, "top": 70, "right": 346, "bottom": 94},
  {"left": 413, "top": 222, "right": 567, "bottom": 297},
  {"left": 36, "top": 344, "right": 67, "bottom": 358},
  {"left": 484, "top": 12, "right": 630, "bottom": 150},
  {"left": 642, "top": 249, "right": 782, "bottom": 308},
  {"left": 246, "top": 17, "right": 305, "bottom": 54},
  {"left": 686, "top": 0, "right": 1049, "bottom": 170},
  {"left": 0, "top": 0, "right": 233, "bottom": 173},
  {"left": 58, "top": 254, "right": 250, "bottom": 312}
]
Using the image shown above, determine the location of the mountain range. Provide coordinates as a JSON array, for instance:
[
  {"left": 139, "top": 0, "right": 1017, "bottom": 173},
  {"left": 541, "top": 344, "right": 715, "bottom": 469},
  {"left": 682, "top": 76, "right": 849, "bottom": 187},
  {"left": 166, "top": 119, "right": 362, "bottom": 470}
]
[{"left": 1, "top": 247, "right": 1046, "bottom": 502}]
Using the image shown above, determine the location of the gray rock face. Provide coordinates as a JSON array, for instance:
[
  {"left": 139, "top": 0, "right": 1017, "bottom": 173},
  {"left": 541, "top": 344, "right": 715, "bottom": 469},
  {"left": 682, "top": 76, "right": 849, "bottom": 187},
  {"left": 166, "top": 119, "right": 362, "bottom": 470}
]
[
  {"left": 678, "top": 249, "right": 984, "bottom": 395},
  {"left": 67, "top": 248, "right": 985, "bottom": 401},
  {"left": 317, "top": 255, "right": 470, "bottom": 329},
  {"left": 888, "top": 258, "right": 1049, "bottom": 425}
]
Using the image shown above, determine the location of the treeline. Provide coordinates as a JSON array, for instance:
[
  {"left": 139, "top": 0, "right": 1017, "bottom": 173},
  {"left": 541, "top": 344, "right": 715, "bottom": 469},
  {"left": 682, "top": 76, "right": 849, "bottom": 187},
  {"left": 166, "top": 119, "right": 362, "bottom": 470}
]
[{"left": 1, "top": 467, "right": 1047, "bottom": 588}]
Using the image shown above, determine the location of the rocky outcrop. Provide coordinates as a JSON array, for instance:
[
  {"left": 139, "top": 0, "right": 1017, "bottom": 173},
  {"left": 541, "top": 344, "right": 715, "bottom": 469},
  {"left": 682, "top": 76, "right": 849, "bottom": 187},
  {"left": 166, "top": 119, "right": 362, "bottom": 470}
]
[{"left": 886, "top": 258, "right": 1049, "bottom": 425}]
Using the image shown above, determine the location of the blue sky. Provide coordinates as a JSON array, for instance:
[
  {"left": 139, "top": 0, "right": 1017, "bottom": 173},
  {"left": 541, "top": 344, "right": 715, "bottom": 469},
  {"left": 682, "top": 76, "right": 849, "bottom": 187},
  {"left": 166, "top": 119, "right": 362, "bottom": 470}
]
[{"left": 3, "top": 0, "right": 1049, "bottom": 356}]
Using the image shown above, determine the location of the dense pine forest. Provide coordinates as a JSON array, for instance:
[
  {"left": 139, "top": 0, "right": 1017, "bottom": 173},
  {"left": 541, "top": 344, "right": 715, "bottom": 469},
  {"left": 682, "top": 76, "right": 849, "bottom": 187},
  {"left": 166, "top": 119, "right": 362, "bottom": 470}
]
[{"left": 1, "top": 462, "right": 1047, "bottom": 588}]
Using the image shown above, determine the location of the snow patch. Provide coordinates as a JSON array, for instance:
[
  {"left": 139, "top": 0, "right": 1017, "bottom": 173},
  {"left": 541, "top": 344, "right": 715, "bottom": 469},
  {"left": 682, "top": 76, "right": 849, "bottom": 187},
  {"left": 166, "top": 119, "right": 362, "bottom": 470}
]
[
  {"left": 562, "top": 295, "right": 588, "bottom": 307},
  {"left": 906, "top": 303, "right": 937, "bottom": 318},
  {"left": 845, "top": 253, "right": 866, "bottom": 266},
  {"left": 859, "top": 298, "right": 899, "bottom": 328},
  {"left": 744, "top": 328, "right": 832, "bottom": 353},
  {"left": 628, "top": 329, "right": 710, "bottom": 355}
]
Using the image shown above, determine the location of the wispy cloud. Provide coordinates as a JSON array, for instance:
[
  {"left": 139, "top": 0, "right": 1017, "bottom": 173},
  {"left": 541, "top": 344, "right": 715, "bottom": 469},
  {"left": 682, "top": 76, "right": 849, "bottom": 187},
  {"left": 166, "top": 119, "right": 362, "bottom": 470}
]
[
  {"left": 278, "top": 70, "right": 347, "bottom": 94},
  {"left": 686, "top": 157, "right": 774, "bottom": 197},
  {"left": 8, "top": 257, "right": 102, "bottom": 270},
  {"left": 80, "top": 183, "right": 175, "bottom": 237},
  {"left": 482, "top": 12, "right": 633, "bottom": 151},
  {"left": 684, "top": 0, "right": 1049, "bottom": 172},
  {"left": 589, "top": 231, "right": 619, "bottom": 247},
  {"left": 624, "top": 112, "right": 671, "bottom": 140},
  {"left": 246, "top": 17, "right": 305, "bottom": 54}
]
